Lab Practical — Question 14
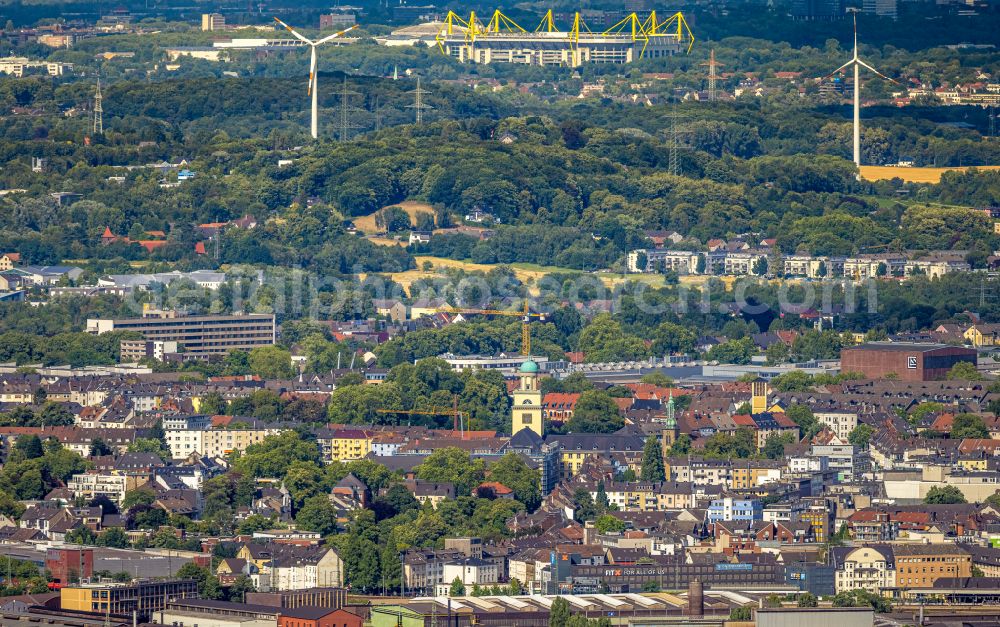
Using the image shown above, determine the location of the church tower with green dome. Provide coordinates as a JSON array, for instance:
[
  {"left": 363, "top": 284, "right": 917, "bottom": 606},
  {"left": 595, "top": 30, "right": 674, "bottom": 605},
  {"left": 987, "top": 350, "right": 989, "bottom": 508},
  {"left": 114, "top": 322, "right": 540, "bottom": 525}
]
[
  {"left": 661, "top": 389, "right": 679, "bottom": 448},
  {"left": 511, "top": 359, "right": 543, "bottom": 437}
]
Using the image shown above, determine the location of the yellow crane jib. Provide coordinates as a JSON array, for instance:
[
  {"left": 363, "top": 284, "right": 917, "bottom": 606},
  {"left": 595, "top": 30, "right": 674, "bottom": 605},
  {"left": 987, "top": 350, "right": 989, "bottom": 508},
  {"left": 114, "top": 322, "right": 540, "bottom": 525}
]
[
  {"left": 376, "top": 396, "right": 469, "bottom": 435},
  {"left": 437, "top": 300, "right": 544, "bottom": 356}
]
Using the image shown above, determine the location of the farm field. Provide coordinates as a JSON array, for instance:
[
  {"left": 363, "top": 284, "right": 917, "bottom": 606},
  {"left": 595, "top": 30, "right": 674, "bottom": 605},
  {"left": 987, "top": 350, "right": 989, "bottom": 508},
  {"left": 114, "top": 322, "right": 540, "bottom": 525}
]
[
  {"left": 352, "top": 201, "right": 436, "bottom": 235},
  {"left": 859, "top": 165, "right": 1000, "bottom": 183}
]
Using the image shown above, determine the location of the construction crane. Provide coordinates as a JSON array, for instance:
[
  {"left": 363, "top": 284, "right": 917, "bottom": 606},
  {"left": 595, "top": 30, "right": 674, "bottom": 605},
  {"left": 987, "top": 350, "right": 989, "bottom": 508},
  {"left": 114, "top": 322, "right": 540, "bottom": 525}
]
[
  {"left": 438, "top": 299, "right": 544, "bottom": 356},
  {"left": 376, "top": 396, "right": 468, "bottom": 436}
]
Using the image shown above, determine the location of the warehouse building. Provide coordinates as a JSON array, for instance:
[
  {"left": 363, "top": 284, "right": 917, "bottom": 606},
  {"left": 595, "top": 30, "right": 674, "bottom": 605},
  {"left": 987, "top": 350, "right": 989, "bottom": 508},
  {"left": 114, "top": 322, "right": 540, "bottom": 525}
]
[{"left": 840, "top": 342, "right": 977, "bottom": 381}]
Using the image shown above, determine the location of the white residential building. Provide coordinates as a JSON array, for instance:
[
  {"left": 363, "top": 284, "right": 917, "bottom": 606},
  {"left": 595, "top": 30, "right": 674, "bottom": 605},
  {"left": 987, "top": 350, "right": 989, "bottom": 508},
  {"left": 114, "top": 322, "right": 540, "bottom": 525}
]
[
  {"left": 815, "top": 412, "right": 858, "bottom": 442},
  {"left": 834, "top": 546, "right": 896, "bottom": 594}
]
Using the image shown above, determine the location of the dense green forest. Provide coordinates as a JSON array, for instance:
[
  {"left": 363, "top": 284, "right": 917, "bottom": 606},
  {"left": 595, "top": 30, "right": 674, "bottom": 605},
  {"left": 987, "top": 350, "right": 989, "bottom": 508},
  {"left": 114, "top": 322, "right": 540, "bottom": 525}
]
[{"left": 0, "top": 0, "right": 997, "bottom": 372}]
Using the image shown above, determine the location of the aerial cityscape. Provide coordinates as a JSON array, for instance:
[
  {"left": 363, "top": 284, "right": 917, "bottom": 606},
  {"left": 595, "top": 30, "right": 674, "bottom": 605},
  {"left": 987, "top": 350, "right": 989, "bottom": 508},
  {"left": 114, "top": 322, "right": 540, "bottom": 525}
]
[{"left": 0, "top": 0, "right": 998, "bottom": 626}]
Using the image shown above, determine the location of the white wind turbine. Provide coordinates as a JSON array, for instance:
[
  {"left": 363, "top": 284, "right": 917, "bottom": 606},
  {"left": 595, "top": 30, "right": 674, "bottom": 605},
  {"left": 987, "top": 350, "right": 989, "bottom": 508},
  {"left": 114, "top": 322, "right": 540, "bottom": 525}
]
[
  {"left": 274, "top": 18, "right": 359, "bottom": 139},
  {"left": 823, "top": 11, "right": 897, "bottom": 167}
]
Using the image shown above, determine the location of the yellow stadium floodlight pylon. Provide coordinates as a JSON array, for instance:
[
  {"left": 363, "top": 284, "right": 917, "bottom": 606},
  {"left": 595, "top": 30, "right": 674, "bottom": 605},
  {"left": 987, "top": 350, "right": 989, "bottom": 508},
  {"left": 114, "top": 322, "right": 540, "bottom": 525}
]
[
  {"left": 569, "top": 12, "right": 592, "bottom": 45},
  {"left": 602, "top": 12, "right": 646, "bottom": 39},
  {"left": 485, "top": 9, "right": 525, "bottom": 34},
  {"left": 641, "top": 10, "right": 659, "bottom": 35},
  {"left": 603, "top": 12, "right": 649, "bottom": 58},
  {"left": 536, "top": 9, "right": 558, "bottom": 33},
  {"left": 656, "top": 11, "right": 695, "bottom": 54},
  {"left": 467, "top": 10, "right": 480, "bottom": 42},
  {"left": 437, "top": 11, "right": 473, "bottom": 51}
]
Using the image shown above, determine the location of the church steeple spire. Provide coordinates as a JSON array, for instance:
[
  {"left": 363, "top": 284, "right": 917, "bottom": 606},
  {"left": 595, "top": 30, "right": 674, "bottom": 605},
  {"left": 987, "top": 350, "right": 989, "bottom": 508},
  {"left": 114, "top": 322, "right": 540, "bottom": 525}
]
[{"left": 665, "top": 389, "right": 676, "bottom": 428}]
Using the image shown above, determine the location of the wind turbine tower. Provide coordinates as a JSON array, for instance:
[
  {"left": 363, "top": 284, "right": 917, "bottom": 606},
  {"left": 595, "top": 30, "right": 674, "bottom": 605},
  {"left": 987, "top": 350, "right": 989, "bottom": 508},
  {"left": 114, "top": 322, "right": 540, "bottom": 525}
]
[
  {"left": 274, "top": 18, "right": 358, "bottom": 139},
  {"left": 824, "top": 11, "right": 896, "bottom": 167}
]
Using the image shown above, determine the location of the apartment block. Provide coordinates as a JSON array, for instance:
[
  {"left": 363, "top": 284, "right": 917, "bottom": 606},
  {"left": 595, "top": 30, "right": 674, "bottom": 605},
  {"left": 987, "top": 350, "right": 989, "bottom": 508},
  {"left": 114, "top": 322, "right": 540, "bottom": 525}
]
[
  {"left": 67, "top": 472, "right": 145, "bottom": 505},
  {"left": 87, "top": 310, "right": 275, "bottom": 358}
]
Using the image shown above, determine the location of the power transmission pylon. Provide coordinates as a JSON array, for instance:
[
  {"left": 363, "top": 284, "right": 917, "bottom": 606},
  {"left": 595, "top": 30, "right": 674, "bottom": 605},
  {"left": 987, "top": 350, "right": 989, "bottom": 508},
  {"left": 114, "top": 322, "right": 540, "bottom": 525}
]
[
  {"left": 978, "top": 273, "right": 1000, "bottom": 309},
  {"left": 407, "top": 76, "right": 432, "bottom": 125},
  {"left": 337, "top": 76, "right": 361, "bottom": 141},
  {"left": 701, "top": 49, "right": 723, "bottom": 102},
  {"left": 667, "top": 104, "right": 687, "bottom": 176},
  {"left": 93, "top": 77, "right": 103, "bottom": 136},
  {"left": 372, "top": 93, "right": 385, "bottom": 132}
]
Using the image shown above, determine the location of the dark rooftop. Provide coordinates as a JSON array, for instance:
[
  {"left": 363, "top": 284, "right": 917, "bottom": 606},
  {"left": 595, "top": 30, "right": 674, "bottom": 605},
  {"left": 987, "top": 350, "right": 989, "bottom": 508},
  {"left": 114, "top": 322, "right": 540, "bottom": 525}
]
[{"left": 844, "top": 342, "right": 972, "bottom": 353}]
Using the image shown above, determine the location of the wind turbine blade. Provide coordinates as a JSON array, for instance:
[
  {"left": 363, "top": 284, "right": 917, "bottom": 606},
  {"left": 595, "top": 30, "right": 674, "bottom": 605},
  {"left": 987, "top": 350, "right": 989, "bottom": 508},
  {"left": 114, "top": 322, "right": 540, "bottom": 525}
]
[
  {"left": 274, "top": 17, "right": 313, "bottom": 44},
  {"left": 308, "top": 47, "right": 316, "bottom": 96},
  {"left": 821, "top": 60, "right": 854, "bottom": 82},
  {"left": 853, "top": 13, "right": 858, "bottom": 60},
  {"left": 315, "top": 24, "right": 359, "bottom": 46},
  {"left": 857, "top": 59, "right": 899, "bottom": 85}
]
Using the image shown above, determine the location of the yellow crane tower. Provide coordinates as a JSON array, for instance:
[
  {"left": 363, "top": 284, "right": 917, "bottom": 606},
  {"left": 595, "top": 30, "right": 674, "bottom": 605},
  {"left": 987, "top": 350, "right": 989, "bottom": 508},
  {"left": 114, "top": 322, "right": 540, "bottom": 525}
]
[
  {"left": 438, "top": 299, "right": 544, "bottom": 356},
  {"left": 376, "top": 396, "right": 468, "bottom": 435}
]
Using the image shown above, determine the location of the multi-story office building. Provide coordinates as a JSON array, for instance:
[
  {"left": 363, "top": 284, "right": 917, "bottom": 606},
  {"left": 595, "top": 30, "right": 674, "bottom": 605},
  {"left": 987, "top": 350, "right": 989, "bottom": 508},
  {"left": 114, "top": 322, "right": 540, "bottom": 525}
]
[
  {"left": 119, "top": 339, "right": 178, "bottom": 362},
  {"left": 201, "top": 13, "right": 226, "bottom": 31},
  {"left": 87, "top": 309, "right": 275, "bottom": 358},
  {"left": 61, "top": 579, "right": 198, "bottom": 621},
  {"left": 862, "top": 0, "right": 897, "bottom": 20},
  {"left": 895, "top": 544, "right": 972, "bottom": 588},
  {"left": 791, "top": 0, "right": 845, "bottom": 20}
]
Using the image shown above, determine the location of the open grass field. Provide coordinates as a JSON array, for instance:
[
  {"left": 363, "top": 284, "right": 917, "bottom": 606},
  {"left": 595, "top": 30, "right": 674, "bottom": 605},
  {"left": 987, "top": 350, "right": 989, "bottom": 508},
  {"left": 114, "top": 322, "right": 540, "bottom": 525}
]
[
  {"left": 378, "top": 257, "right": 736, "bottom": 296},
  {"left": 366, "top": 236, "right": 406, "bottom": 247},
  {"left": 859, "top": 165, "right": 1000, "bottom": 184},
  {"left": 352, "top": 201, "right": 436, "bottom": 235}
]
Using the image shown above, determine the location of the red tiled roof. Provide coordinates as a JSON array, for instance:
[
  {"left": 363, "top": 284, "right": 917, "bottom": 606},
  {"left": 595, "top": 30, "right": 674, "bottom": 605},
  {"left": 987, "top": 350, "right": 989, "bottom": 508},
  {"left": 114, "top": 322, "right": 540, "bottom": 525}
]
[
  {"left": 771, "top": 412, "right": 797, "bottom": 429},
  {"left": 959, "top": 439, "right": 1000, "bottom": 454},
  {"left": 612, "top": 397, "right": 633, "bottom": 413},
  {"left": 731, "top": 414, "right": 757, "bottom": 427},
  {"left": 477, "top": 481, "right": 513, "bottom": 495},
  {"left": 624, "top": 384, "right": 693, "bottom": 398},
  {"left": 895, "top": 512, "right": 931, "bottom": 525},
  {"left": 543, "top": 392, "right": 581, "bottom": 410},
  {"left": 137, "top": 240, "right": 168, "bottom": 253},
  {"left": 565, "top": 351, "right": 586, "bottom": 363},
  {"left": 848, "top": 510, "right": 881, "bottom": 522},
  {"left": 930, "top": 413, "right": 955, "bottom": 432}
]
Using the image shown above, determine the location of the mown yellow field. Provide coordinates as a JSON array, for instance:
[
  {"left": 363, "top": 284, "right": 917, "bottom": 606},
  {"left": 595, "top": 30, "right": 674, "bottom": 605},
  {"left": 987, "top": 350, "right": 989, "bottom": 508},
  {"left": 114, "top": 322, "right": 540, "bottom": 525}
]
[
  {"left": 859, "top": 165, "right": 1000, "bottom": 184},
  {"left": 368, "top": 255, "right": 747, "bottom": 296},
  {"left": 366, "top": 236, "right": 406, "bottom": 247},
  {"left": 352, "top": 201, "right": 436, "bottom": 235},
  {"left": 382, "top": 257, "right": 717, "bottom": 295}
]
